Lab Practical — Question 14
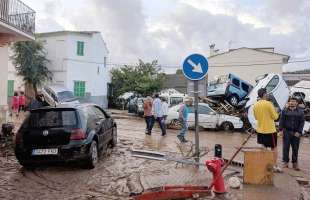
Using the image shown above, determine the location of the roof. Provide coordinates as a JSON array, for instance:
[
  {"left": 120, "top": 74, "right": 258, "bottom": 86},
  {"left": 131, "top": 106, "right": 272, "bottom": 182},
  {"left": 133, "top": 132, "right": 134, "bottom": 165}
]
[
  {"left": 209, "top": 47, "right": 290, "bottom": 59},
  {"left": 30, "top": 103, "right": 98, "bottom": 111},
  {"left": 36, "top": 31, "right": 100, "bottom": 38}
]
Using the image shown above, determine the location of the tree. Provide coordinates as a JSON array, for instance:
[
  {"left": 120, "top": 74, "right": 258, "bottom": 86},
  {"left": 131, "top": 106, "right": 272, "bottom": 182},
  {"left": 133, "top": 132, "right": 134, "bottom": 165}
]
[
  {"left": 11, "top": 40, "right": 52, "bottom": 96},
  {"left": 110, "top": 60, "right": 166, "bottom": 99}
]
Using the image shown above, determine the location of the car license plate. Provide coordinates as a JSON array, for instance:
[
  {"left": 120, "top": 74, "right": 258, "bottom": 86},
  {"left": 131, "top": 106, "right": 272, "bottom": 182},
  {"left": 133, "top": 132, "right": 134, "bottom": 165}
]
[{"left": 32, "top": 148, "right": 58, "bottom": 155}]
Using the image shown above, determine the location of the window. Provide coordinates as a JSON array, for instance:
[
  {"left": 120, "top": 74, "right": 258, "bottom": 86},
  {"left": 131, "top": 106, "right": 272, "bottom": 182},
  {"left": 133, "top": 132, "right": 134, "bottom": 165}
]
[
  {"left": 7, "top": 80, "right": 14, "bottom": 97},
  {"left": 57, "top": 91, "right": 75, "bottom": 102},
  {"left": 30, "top": 110, "right": 77, "bottom": 128},
  {"left": 198, "top": 105, "right": 213, "bottom": 114},
  {"left": 91, "top": 106, "right": 106, "bottom": 119},
  {"left": 74, "top": 81, "right": 86, "bottom": 97},
  {"left": 104, "top": 57, "right": 107, "bottom": 68},
  {"left": 241, "top": 83, "right": 250, "bottom": 93},
  {"left": 232, "top": 78, "right": 240, "bottom": 87},
  {"left": 170, "top": 97, "right": 184, "bottom": 107},
  {"left": 265, "top": 75, "right": 279, "bottom": 93},
  {"left": 188, "top": 105, "right": 213, "bottom": 115},
  {"left": 77, "top": 41, "right": 84, "bottom": 56}
]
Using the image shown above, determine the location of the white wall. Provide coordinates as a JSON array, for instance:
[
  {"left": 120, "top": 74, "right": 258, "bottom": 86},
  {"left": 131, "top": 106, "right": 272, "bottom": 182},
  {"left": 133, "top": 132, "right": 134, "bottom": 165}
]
[
  {"left": 0, "top": 45, "right": 8, "bottom": 106},
  {"left": 38, "top": 32, "right": 110, "bottom": 107},
  {"left": 8, "top": 47, "right": 24, "bottom": 92},
  {"left": 208, "top": 48, "right": 287, "bottom": 84}
]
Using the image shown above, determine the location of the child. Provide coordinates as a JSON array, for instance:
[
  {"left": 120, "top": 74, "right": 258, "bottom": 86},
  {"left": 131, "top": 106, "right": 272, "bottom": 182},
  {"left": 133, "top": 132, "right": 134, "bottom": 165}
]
[
  {"left": 19, "top": 91, "right": 26, "bottom": 113},
  {"left": 11, "top": 92, "right": 19, "bottom": 117}
]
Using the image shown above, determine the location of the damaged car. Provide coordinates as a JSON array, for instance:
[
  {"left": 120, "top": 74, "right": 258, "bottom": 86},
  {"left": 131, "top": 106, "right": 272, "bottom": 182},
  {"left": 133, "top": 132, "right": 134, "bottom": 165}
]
[
  {"left": 207, "top": 74, "right": 253, "bottom": 106},
  {"left": 166, "top": 103, "right": 243, "bottom": 131}
]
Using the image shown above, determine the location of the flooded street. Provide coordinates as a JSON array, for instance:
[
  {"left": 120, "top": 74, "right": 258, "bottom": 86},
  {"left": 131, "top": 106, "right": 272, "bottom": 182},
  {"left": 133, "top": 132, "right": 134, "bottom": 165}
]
[{"left": 0, "top": 114, "right": 309, "bottom": 199}]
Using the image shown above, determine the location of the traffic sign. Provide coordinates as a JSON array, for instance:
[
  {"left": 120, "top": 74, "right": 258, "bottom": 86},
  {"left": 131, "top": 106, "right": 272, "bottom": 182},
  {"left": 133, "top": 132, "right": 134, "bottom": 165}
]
[{"left": 182, "top": 54, "right": 209, "bottom": 81}]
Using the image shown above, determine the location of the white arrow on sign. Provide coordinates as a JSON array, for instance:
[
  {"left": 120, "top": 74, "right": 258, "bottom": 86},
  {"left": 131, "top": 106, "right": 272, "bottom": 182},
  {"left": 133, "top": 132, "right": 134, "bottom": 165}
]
[{"left": 187, "top": 59, "right": 203, "bottom": 73}]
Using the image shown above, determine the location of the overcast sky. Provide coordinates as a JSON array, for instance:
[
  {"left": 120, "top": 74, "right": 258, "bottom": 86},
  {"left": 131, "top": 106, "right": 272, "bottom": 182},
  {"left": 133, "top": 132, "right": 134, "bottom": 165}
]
[{"left": 23, "top": 0, "right": 310, "bottom": 72}]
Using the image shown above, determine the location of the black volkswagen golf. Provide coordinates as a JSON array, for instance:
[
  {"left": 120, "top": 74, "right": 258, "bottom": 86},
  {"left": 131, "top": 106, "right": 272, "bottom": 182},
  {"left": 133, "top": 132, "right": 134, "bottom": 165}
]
[{"left": 15, "top": 103, "right": 117, "bottom": 169}]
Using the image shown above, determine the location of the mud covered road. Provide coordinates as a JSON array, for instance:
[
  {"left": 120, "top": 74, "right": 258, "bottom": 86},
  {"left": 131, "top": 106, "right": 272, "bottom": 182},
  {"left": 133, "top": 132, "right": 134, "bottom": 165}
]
[{"left": 0, "top": 114, "right": 310, "bottom": 199}]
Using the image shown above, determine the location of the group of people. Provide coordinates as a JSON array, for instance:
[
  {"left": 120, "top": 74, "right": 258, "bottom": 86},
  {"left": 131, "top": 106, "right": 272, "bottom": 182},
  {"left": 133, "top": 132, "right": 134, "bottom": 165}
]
[
  {"left": 11, "top": 91, "right": 26, "bottom": 117},
  {"left": 253, "top": 88, "right": 305, "bottom": 171},
  {"left": 11, "top": 92, "right": 49, "bottom": 117},
  {"left": 143, "top": 94, "right": 193, "bottom": 143},
  {"left": 143, "top": 94, "right": 168, "bottom": 136}
]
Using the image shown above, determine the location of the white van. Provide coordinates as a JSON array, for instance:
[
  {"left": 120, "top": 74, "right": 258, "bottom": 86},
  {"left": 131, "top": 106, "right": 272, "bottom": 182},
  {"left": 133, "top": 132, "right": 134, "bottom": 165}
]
[
  {"left": 160, "top": 93, "right": 188, "bottom": 107},
  {"left": 245, "top": 74, "right": 289, "bottom": 129},
  {"left": 245, "top": 74, "right": 289, "bottom": 110},
  {"left": 290, "top": 81, "right": 310, "bottom": 103}
]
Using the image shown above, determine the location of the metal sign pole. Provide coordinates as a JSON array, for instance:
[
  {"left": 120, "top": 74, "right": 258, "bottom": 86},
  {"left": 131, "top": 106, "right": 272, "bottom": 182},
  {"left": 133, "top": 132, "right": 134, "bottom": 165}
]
[{"left": 194, "top": 80, "right": 199, "bottom": 162}]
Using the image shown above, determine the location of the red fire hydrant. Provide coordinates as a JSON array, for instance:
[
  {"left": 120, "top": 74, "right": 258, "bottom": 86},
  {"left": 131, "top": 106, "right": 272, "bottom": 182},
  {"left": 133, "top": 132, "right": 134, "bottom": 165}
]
[{"left": 206, "top": 158, "right": 226, "bottom": 194}]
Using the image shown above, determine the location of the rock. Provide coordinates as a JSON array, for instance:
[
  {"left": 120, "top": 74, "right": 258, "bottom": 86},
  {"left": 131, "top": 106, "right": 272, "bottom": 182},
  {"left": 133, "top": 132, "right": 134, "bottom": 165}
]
[
  {"left": 228, "top": 176, "right": 241, "bottom": 189},
  {"left": 296, "top": 177, "right": 309, "bottom": 186}
]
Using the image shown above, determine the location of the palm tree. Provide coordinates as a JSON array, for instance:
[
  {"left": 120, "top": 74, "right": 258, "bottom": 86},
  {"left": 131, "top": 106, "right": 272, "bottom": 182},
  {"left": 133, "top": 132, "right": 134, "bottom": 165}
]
[{"left": 11, "top": 40, "right": 52, "bottom": 96}]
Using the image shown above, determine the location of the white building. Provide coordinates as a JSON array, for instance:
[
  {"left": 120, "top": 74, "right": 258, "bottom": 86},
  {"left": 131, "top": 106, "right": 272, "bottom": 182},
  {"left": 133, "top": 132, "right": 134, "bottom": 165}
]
[
  {"left": 0, "top": 0, "right": 35, "bottom": 124},
  {"left": 208, "top": 47, "right": 290, "bottom": 84},
  {"left": 36, "top": 31, "right": 110, "bottom": 108}
]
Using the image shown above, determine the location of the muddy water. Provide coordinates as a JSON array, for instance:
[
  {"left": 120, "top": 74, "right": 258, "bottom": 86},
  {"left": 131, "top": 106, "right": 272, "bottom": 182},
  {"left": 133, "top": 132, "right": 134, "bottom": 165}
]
[{"left": 0, "top": 116, "right": 308, "bottom": 199}]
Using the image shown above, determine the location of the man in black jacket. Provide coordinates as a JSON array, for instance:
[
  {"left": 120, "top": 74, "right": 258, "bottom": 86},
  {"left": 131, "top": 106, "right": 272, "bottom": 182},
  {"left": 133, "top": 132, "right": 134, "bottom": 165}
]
[{"left": 279, "top": 96, "right": 305, "bottom": 171}]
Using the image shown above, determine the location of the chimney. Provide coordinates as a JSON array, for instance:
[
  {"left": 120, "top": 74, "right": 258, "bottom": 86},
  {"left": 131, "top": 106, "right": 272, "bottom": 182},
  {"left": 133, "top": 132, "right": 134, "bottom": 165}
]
[{"left": 209, "top": 44, "right": 219, "bottom": 56}]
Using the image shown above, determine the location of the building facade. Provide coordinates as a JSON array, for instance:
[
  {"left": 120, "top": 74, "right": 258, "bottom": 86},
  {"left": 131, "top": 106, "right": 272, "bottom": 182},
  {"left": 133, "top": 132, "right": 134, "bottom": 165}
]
[
  {"left": 36, "top": 31, "right": 110, "bottom": 108},
  {"left": 0, "top": 0, "right": 35, "bottom": 124},
  {"left": 208, "top": 47, "right": 290, "bottom": 84}
]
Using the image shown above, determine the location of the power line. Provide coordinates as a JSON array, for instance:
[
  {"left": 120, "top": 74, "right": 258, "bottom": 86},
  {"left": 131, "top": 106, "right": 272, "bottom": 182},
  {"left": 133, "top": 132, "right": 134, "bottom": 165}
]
[{"left": 107, "top": 58, "right": 310, "bottom": 69}]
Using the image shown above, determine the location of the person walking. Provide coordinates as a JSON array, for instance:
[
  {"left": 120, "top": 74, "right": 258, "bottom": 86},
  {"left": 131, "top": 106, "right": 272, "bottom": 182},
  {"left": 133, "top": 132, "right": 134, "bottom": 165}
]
[
  {"left": 143, "top": 96, "right": 154, "bottom": 135},
  {"left": 161, "top": 97, "right": 169, "bottom": 132},
  {"left": 162, "top": 97, "right": 169, "bottom": 121},
  {"left": 279, "top": 96, "right": 305, "bottom": 171},
  {"left": 11, "top": 92, "right": 19, "bottom": 117},
  {"left": 253, "top": 88, "right": 281, "bottom": 172},
  {"left": 152, "top": 94, "right": 166, "bottom": 136},
  {"left": 177, "top": 98, "right": 192, "bottom": 143},
  {"left": 18, "top": 91, "right": 26, "bottom": 113}
]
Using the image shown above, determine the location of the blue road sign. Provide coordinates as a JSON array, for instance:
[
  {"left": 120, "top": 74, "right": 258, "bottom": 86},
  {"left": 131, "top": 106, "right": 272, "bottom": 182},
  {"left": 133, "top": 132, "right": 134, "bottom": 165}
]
[{"left": 182, "top": 54, "right": 209, "bottom": 81}]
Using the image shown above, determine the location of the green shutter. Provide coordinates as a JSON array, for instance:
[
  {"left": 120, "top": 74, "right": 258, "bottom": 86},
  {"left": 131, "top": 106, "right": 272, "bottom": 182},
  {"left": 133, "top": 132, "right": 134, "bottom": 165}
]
[
  {"left": 74, "top": 81, "right": 86, "bottom": 97},
  {"left": 77, "top": 41, "right": 84, "bottom": 56},
  {"left": 7, "top": 80, "right": 14, "bottom": 97}
]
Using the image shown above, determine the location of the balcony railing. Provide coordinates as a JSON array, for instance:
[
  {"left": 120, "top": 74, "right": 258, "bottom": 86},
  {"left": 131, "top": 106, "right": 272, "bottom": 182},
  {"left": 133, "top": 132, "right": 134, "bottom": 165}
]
[{"left": 0, "top": 0, "right": 35, "bottom": 36}]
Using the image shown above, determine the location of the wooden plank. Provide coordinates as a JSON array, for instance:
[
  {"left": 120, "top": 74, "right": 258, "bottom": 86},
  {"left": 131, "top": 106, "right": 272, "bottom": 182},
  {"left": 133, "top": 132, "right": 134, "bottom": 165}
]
[{"left": 243, "top": 150, "right": 274, "bottom": 185}]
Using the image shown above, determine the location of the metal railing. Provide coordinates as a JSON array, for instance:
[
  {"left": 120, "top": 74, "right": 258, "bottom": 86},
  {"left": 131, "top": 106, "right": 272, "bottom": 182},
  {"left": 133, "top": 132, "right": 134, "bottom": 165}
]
[{"left": 0, "top": 0, "right": 35, "bottom": 36}]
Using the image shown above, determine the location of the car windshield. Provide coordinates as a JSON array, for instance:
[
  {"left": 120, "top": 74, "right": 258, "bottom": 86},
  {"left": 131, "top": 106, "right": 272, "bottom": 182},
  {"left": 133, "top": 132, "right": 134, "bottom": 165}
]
[
  {"left": 170, "top": 97, "right": 184, "bottom": 106},
  {"left": 57, "top": 91, "right": 75, "bottom": 102},
  {"left": 30, "top": 110, "right": 77, "bottom": 128}
]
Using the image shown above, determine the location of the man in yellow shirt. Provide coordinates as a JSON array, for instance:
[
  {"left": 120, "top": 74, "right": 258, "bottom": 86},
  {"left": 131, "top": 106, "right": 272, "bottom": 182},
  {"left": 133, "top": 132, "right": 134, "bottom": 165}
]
[{"left": 253, "top": 88, "right": 281, "bottom": 171}]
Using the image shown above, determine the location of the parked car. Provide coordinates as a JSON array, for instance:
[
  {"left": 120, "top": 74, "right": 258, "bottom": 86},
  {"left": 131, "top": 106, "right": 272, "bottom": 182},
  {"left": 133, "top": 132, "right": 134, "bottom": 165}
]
[
  {"left": 128, "top": 97, "right": 144, "bottom": 116},
  {"left": 42, "top": 85, "right": 79, "bottom": 106},
  {"left": 15, "top": 104, "right": 117, "bottom": 169},
  {"left": 166, "top": 103, "right": 243, "bottom": 131},
  {"left": 160, "top": 93, "right": 188, "bottom": 107},
  {"left": 290, "top": 81, "right": 310, "bottom": 104},
  {"left": 207, "top": 74, "right": 253, "bottom": 106}
]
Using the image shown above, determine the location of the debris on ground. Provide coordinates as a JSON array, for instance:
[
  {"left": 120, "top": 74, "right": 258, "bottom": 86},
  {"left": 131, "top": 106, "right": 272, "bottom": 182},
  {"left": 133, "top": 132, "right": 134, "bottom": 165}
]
[{"left": 228, "top": 176, "right": 242, "bottom": 189}]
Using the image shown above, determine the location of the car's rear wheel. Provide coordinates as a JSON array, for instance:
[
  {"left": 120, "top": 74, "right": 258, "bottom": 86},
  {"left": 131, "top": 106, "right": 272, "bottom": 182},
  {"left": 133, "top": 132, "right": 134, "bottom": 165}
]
[
  {"left": 221, "top": 122, "right": 234, "bottom": 132},
  {"left": 111, "top": 127, "right": 117, "bottom": 148},
  {"left": 86, "top": 140, "right": 98, "bottom": 169},
  {"left": 228, "top": 95, "right": 239, "bottom": 106}
]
